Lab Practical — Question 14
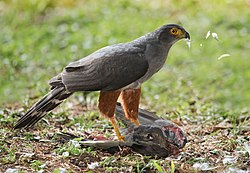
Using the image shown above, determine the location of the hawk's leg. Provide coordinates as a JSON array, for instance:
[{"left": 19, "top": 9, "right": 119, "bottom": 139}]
[
  {"left": 98, "top": 90, "right": 124, "bottom": 141},
  {"left": 120, "top": 88, "right": 141, "bottom": 126}
]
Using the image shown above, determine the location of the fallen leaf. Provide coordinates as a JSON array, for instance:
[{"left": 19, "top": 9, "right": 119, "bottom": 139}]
[
  {"left": 193, "top": 162, "right": 217, "bottom": 171},
  {"left": 225, "top": 167, "right": 249, "bottom": 173},
  {"left": 222, "top": 156, "right": 237, "bottom": 165},
  {"left": 87, "top": 162, "right": 99, "bottom": 169},
  {"left": 5, "top": 168, "right": 19, "bottom": 173},
  {"left": 243, "top": 142, "right": 250, "bottom": 155},
  {"left": 62, "top": 151, "right": 69, "bottom": 157}
]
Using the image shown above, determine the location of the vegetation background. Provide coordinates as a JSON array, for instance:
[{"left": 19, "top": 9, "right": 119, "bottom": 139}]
[{"left": 0, "top": 0, "right": 249, "bottom": 172}]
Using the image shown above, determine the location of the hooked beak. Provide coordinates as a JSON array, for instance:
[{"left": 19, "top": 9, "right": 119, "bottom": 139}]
[
  {"left": 184, "top": 31, "right": 190, "bottom": 40},
  {"left": 183, "top": 31, "right": 191, "bottom": 48}
]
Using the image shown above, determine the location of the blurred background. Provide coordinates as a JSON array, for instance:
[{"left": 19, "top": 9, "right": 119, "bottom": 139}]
[{"left": 0, "top": 0, "right": 249, "bottom": 115}]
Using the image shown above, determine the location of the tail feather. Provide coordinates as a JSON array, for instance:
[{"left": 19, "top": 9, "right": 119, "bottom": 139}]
[{"left": 14, "top": 87, "right": 72, "bottom": 129}]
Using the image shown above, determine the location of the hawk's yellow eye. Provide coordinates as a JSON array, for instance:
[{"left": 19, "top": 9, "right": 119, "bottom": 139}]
[{"left": 170, "top": 28, "right": 179, "bottom": 35}]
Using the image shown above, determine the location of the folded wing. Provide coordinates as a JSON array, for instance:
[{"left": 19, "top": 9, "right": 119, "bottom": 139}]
[{"left": 62, "top": 44, "right": 149, "bottom": 91}]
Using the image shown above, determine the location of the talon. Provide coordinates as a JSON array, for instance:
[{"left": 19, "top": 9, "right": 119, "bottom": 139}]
[
  {"left": 118, "top": 135, "right": 125, "bottom": 141},
  {"left": 132, "top": 119, "right": 140, "bottom": 127}
]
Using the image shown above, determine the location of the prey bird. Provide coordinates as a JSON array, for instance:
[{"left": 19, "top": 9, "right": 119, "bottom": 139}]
[{"left": 14, "top": 24, "right": 190, "bottom": 141}]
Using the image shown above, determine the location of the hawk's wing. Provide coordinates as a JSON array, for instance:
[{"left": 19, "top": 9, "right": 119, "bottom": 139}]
[{"left": 61, "top": 44, "right": 148, "bottom": 91}]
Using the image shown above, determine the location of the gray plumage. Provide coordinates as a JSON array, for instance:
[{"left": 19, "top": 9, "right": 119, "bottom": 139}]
[
  {"left": 14, "top": 87, "right": 72, "bottom": 129},
  {"left": 14, "top": 24, "right": 190, "bottom": 129}
]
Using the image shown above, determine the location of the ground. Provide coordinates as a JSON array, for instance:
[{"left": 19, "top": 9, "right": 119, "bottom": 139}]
[
  {"left": 0, "top": 0, "right": 249, "bottom": 172},
  {"left": 1, "top": 103, "right": 249, "bottom": 172}
]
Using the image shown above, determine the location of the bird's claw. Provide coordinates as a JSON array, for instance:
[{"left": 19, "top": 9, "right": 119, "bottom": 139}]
[
  {"left": 117, "top": 135, "right": 125, "bottom": 141},
  {"left": 131, "top": 119, "right": 140, "bottom": 127}
]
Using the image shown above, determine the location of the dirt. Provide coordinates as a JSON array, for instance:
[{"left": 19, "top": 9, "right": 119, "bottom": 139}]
[{"left": 0, "top": 104, "right": 249, "bottom": 173}]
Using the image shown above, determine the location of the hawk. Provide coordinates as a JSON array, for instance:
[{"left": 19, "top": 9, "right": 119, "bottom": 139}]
[{"left": 14, "top": 24, "right": 190, "bottom": 141}]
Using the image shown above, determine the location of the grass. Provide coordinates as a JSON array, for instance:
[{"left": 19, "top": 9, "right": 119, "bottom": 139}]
[{"left": 0, "top": 0, "right": 249, "bottom": 172}]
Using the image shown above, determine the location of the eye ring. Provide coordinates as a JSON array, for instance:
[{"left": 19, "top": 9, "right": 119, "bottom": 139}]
[
  {"left": 170, "top": 28, "right": 179, "bottom": 35},
  {"left": 146, "top": 133, "right": 154, "bottom": 140}
]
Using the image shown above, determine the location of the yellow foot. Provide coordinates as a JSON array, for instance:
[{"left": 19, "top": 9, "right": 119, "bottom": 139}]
[
  {"left": 109, "top": 117, "right": 124, "bottom": 141},
  {"left": 131, "top": 119, "right": 140, "bottom": 127},
  {"left": 117, "top": 134, "right": 125, "bottom": 141}
]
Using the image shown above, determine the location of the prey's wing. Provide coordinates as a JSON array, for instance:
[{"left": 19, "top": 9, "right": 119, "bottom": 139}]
[
  {"left": 62, "top": 44, "right": 148, "bottom": 91},
  {"left": 115, "top": 103, "right": 161, "bottom": 127}
]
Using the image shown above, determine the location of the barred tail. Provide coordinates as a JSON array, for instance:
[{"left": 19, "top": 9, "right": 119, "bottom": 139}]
[{"left": 14, "top": 87, "right": 72, "bottom": 129}]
